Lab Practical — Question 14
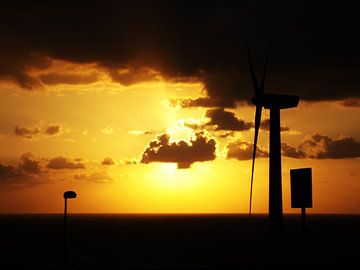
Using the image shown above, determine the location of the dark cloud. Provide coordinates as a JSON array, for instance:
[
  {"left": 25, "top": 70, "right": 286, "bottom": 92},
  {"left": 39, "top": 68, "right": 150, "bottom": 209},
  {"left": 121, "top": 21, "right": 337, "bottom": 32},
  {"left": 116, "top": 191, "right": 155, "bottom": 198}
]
[
  {"left": 227, "top": 133, "right": 360, "bottom": 161},
  {"left": 45, "top": 124, "right": 60, "bottom": 135},
  {"left": 47, "top": 156, "right": 85, "bottom": 169},
  {"left": 15, "top": 123, "right": 62, "bottom": 138},
  {"left": 227, "top": 141, "right": 268, "bottom": 160},
  {"left": 102, "top": 157, "right": 114, "bottom": 166},
  {"left": 281, "top": 143, "right": 306, "bottom": 159},
  {"left": 124, "top": 160, "right": 138, "bottom": 165},
  {"left": 260, "top": 118, "right": 290, "bottom": 132},
  {"left": 341, "top": 98, "right": 360, "bottom": 108},
  {"left": 0, "top": 153, "right": 48, "bottom": 188},
  {"left": 205, "top": 108, "right": 253, "bottom": 131},
  {"left": 0, "top": 164, "right": 19, "bottom": 180},
  {"left": 141, "top": 131, "right": 216, "bottom": 168},
  {"left": 19, "top": 152, "right": 42, "bottom": 174},
  {"left": 219, "top": 131, "right": 235, "bottom": 138},
  {"left": 298, "top": 134, "right": 360, "bottom": 159},
  {"left": 14, "top": 126, "right": 40, "bottom": 139},
  {"left": 109, "top": 68, "right": 159, "bottom": 86},
  {"left": 281, "top": 134, "right": 360, "bottom": 159},
  {"left": 0, "top": 1, "right": 358, "bottom": 104},
  {"left": 183, "top": 121, "right": 205, "bottom": 131},
  {"left": 0, "top": 51, "right": 48, "bottom": 90},
  {"left": 39, "top": 72, "right": 99, "bottom": 85}
]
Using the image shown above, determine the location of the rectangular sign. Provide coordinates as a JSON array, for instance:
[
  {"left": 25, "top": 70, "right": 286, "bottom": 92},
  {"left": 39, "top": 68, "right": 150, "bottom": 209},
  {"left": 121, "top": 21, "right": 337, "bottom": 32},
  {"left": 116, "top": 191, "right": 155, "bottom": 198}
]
[{"left": 290, "top": 168, "right": 312, "bottom": 208}]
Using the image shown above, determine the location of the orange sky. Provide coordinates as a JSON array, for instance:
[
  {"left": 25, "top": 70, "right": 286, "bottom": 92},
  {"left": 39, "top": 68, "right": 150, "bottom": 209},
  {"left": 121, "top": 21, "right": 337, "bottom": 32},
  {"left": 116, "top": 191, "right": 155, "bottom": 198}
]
[
  {"left": 0, "top": 60, "right": 359, "bottom": 214},
  {"left": 0, "top": 2, "right": 359, "bottom": 214}
]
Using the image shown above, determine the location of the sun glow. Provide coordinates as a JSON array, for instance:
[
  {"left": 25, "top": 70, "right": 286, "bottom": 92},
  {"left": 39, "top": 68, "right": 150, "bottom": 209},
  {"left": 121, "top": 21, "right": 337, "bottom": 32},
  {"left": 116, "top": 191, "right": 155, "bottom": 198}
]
[
  {"left": 150, "top": 163, "right": 197, "bottom": 190},
  {"left": 166, "top": 120, "right": 193, "bottom": 142},
  {"left": 0, "top": 55, "right": 359, "bottom": 214}
]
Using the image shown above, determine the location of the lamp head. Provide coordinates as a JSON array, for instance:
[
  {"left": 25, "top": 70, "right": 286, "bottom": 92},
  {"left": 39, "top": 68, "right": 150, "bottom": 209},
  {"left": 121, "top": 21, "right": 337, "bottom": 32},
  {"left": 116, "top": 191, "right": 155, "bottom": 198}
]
[{"left": 63, "top": 191, "right": 77, "bottom": 199}]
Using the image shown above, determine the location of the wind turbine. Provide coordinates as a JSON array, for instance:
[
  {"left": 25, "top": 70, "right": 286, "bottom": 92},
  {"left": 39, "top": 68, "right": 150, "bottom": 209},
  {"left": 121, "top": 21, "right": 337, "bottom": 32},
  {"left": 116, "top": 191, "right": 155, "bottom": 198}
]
[{"left": 248, "top": 46, "right": 300, "bottom": 236}]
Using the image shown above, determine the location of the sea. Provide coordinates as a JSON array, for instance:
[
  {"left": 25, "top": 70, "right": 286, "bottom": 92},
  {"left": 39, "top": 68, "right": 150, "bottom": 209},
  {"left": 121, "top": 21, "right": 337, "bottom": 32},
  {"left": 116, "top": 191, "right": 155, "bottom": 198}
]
[{"left": 0, "top": 214, "right": 359, "bottom": 269}]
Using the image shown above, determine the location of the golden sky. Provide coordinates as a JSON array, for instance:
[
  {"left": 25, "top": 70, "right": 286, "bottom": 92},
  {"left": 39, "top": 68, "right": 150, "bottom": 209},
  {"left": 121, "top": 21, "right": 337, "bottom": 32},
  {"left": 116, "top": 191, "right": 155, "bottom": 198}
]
[
  {"left": 0, "top": 2, "right": 359, "bottom": 214},
  {"left": 0, "top": 60, "right": 359, "bottom": 214}
]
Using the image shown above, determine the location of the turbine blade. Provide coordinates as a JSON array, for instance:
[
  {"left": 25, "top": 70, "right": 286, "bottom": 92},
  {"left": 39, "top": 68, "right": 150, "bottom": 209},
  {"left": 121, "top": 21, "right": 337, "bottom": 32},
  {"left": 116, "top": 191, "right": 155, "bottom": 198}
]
[
  {"left": 247, "top": 44, "right": 259, "bottom": 94},
  {"left": 249, "top": 105, "right": 262, "bottom": 218},
  {"left": 260, "top": 46, "right": 271, "bottom": 93}
]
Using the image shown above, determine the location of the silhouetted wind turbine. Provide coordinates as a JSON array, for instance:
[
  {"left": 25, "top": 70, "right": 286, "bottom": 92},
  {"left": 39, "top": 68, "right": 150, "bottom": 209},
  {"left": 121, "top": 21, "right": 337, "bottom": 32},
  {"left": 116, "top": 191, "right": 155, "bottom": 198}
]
[{"left": 248, "top": 46, "right": 300, "bottom": 235}]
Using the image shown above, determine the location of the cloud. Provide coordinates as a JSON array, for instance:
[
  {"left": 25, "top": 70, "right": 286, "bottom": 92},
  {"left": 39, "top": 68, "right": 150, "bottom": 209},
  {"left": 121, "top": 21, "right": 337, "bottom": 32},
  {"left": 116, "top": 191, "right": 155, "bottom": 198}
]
[
  {"left": 109, "top": 67, "right": 160, "bottom": 86},
  {"left": 101, "top": 127, "right": 114, "bottom": 135},
  {"left": 87, "top": 171, "right": 113, "bottom": 183},
  {"left": 47, "top": 156, "right": 85, "bottom": 169},
  {"left": 14, "top": 126, "right": 41, "bottom": 139},
  {"left": 45, "top": 124, "right": 61, "bottom": 135},
  {"left": 226, "top": 133, "right": 360, "bottom": 160},
  {"left": 0, "top": 163, "right": 18, "bottom": 179},
  {"left": 205, "top": 108, "right": 253, "bottom": 131},
  {"left": 74, "top": 172, "right": 113, "bottom": 183},
  {"left": 260, "top": 118, "right": 290, "bottom": 132},
  {"left": 15, "top": 123, "right": 63, "bottom": 139},
  {"left": 39, "top": 72, "right": 99, "bottom": 85},
  {"left": 19, "top": 152, "right": 42, "bottom": 174},
  {"left": 176, "top": 97, "right": 238, "bottom": 108},
  {"left": 102, "top": 157, "right": 114, "bottom": 166},
  {"left": 124, "top": 160, "right": 138, "bottom": 165},
  {"left": 219, "top": 131, "right": 235, "bottom": 138},
  {"left": 0, "top": 153, "right": 49, "bottom": 188},
  {"left": 74, "top": 174, "right": 87, "bottom": 181},
  {"left": 181, "top": 119, "right": 205, "bottom": 131},
  {"left": 298, "top": 134, "right": 360, "bottom": 159},
  {"left": 227, "top": 141, "right": 268, "bottom": 160},
  {"left": 141, "top": 131, "right": 216, "bottom": 168},
  {"left": 341, "top": 98, "right": 360, "bottom": 108},
  {"left": 0, "top": 1, "right": 358, "bottom": 105},
  {"left": 281, "top": 143, "right": 306, "bottom": 159},
  {"left": 128, "top": 130, "right": 154, "bottom": 136}
]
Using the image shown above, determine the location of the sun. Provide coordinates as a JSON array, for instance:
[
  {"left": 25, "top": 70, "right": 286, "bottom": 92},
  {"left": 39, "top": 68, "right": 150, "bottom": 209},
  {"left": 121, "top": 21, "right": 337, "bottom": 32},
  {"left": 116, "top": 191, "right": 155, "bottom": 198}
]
[
  {"left": 165, "top": 120, "right": 193, "bottom": 142},
  {"left": 149, "top": 163, "right": 196, "bottom": 191}
]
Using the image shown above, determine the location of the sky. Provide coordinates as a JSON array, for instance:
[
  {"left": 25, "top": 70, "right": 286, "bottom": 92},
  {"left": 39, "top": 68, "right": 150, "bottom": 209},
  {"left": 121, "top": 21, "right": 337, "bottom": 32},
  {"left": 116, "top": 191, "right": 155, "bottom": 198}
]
[{"left": 0, "top": 0, "right": 359, "bottom": 214}]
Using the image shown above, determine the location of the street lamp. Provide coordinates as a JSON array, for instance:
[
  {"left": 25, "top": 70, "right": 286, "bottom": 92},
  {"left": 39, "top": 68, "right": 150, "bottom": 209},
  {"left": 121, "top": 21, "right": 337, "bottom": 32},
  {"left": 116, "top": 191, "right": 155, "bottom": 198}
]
[{"left": 63, "top": 191, "right": 77, "bottom": 263}]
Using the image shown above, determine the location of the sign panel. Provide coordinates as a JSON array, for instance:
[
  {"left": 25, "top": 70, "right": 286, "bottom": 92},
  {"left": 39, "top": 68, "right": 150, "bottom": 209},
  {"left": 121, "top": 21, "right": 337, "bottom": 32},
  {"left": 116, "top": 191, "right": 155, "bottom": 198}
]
[{"left": 290, "top": 168, "right": 312, "bottom": 208}]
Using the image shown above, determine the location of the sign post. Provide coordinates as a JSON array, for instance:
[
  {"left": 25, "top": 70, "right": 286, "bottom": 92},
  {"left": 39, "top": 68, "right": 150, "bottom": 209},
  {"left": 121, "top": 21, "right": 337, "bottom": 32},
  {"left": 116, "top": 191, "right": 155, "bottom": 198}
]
[{"left": 290, "top": 168, "right": 312, "bottom": 263}]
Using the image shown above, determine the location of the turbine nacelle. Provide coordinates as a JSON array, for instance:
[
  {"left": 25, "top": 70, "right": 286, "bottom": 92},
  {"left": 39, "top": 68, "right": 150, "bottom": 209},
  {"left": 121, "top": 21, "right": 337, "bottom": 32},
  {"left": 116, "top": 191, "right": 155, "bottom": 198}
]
[{"left": 252, "top": 93, "right": 300, "bottom": 109}]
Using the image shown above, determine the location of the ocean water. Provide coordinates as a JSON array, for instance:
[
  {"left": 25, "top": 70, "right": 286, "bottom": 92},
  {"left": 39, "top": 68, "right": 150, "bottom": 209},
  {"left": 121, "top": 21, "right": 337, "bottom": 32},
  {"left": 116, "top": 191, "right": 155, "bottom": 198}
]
[{"left": 0, "top": 214, "right": 359, "bottom": 269}]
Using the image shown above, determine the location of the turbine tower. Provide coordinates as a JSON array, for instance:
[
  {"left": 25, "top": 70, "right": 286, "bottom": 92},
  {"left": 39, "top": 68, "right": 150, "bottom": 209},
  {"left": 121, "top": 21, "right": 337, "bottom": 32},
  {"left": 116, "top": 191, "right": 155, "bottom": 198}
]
[{"left": 248, "top": 46, "right": 300, "bottom": 236}]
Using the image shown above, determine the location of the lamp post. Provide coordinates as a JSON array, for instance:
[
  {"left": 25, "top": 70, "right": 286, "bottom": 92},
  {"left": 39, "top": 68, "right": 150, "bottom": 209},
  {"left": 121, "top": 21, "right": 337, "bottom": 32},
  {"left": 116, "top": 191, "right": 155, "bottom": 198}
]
[{"left": 63, "top": 191, "right": 77, "bottom": 265}]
